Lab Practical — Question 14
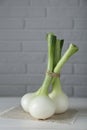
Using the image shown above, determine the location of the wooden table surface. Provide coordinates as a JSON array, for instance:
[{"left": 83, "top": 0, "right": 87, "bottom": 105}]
[{"left": 0, "top": 97, "right": 87, "bottom": 130}]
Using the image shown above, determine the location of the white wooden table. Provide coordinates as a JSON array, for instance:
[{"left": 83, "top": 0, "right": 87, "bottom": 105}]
[{"left": 0, "top": 97, "right": 87, "bottom": 130}]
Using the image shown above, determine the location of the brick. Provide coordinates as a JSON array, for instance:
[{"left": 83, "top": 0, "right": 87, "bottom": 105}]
[
  {"left": 26, "top": 7, "right": 46, "bottom": 17},
  {"left": 71, "top": 41, "right": 87, "bottom": 52},
  {"left": 0, "top": 74, "right": 44, "bottom": 85},
  {"left": 61, "top": 75, "right": 87, "bottom": 85},
  {"left": 0, "top": 19, "right": 23, "bottom": 29},
  {"left": 27, "top": 85, "right": 42, "bottom": 92},
  {"left": 74, "top": 64, "right": 87, "bottom": 74},
  {"left": 0, "top": 7, "right": 46, "bottom": 17},
  {"left": 27, "top": 63, "right": 47, "bottom": 74},
  {"left": 0, "top": 30, "right": 87, "bottom": 41},
  {"left": 0, "top": 52, "right": 46, "bottom": 63},
  {"left": 0, "top": 30, "right": 46, "bottom": 40},
  {"left": 74, "top": 86, "right": 87, "bottom": 97},
  {"left": 65, "top": 41, "right": 87, "bottom": 52},
  {"left": 31, "top": 0, "right": 49, "bottom": 6},
  {"left": 31, "top": 0, "right": 79, "bottom": 7},
  {"left": 7, "top": 0, "right": 30, "bottom": 6},
  {"left": 0, "top": 0, "right": 8, "bottom": 6},
  {"left": 49, "top": 0, "right": 79, "bottom": 6},
  {"left": 25, "top": 18, "right": 73, "bottom": 29},
  {"left": 55, "top": 30, "right": 87, "bottom": 41},
  {"left": 80, "top": 0, "right": 87, "bottom": 6},
  {"left": 0, "top": 85, "right": 26, "bottom": 97},
  {"left": 0, "top": 41, "right": 21, "bottom": 51},
  {"left": 22, "top": 41, "right": 47, "bottom": 51},
  {"left": 0, "top": 63, "right": 25, "bottom": 74},
  {"left": 62, "top": 85, "right": 73, "bottom": 97},
  {"left": 61, "top": 64, "right": 72, "bottom": 74},
  {"left": 74, "top": 19, "right": 87, "bottom": 29},
  {"left": 0, "top": 7, "right": 26, "bottom": 17},
  {"left": 68, "top": 53, "right": 87, "bottom": 63},
  {"left": 47, "top": 7, "right": 87, "bottom": 18}
]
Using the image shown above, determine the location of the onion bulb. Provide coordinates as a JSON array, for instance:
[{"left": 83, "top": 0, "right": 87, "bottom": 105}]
[
  {"left": 29, "top": 95, "right": 55, "bottom": 119},
  {"left": 21, "top": 93, "right": 35, "bottom": 112}
]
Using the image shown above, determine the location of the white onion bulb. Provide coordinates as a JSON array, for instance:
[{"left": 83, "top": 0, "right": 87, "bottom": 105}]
[
  {"left": 29, "top": 95, "right": 56, "bottom": 119},
  {"left": 50, "top": 92, "right": 69, "bottom": 114},
  {"left": 21, "top": 93, "right": 35, "bottom": 112}
]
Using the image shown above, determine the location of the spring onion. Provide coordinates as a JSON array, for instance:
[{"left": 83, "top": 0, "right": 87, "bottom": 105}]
[
  {"left": 21, "top": 33, "right": 79, "bottom": 119},
  {"left": 50, "top": 43, "right": 78, "bottom": 113},
  {"left": 49, "top": 38, "right": 69, "bottom": 114},
  {"left": 21, "top": 33, "right": 56, "bottom": 119}
]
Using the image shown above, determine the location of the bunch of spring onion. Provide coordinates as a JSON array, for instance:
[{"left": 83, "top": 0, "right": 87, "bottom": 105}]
[{"left": 21, "top": 33, "right": 79, "bottom": 119}]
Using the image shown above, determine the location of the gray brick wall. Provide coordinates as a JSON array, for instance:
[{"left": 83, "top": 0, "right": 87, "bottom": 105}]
[{"left": 0, "top": 0, "right": 87, "bottom": 97}]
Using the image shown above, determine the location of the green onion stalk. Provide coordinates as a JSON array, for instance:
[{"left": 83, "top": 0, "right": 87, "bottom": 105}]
[
  {"left": 37, "top": 33, "right": 56, "bottom": 96},
  {"left": 52, "top": 39, "right": 64, "bottom": 94}
]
